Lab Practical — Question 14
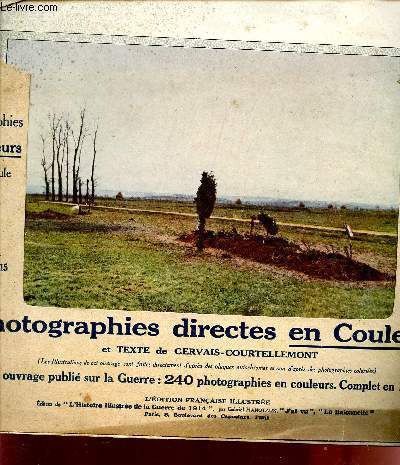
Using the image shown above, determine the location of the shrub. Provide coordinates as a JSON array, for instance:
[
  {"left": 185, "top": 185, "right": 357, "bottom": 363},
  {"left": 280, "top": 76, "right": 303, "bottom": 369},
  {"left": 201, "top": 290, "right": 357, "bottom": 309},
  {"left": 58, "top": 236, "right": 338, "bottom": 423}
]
[
  {"left": 258, "top": 212, "right": 279, "bottom": 236},
  {"left": 195, "top": 172, "right": 217, "bottom": 251}
]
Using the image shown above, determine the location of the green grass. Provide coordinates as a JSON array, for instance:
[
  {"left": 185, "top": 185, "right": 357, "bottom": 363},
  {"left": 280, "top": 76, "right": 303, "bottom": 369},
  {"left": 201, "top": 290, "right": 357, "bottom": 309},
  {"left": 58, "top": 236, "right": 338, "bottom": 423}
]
[
  {"left": 26, "top": 200, "right": 398, "bottom": 267},
  {"left": 26, "top": 201, "right": 77, "bottom": 215},
  {"left": 94, "top": 197, "right": 399, "bottom": 234},
  {"left": 28, "top": 194, "right": 399, "bottom": 234},
  {"left": 23, "top": 202, "right": 396, "bottom": 318}
]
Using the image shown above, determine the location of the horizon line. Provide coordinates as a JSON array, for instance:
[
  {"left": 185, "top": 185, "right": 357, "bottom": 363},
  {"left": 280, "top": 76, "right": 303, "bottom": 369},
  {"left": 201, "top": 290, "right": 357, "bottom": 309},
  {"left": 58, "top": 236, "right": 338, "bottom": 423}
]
[{"left": 26, "top": 187, "right": 398, "bottom": 209}]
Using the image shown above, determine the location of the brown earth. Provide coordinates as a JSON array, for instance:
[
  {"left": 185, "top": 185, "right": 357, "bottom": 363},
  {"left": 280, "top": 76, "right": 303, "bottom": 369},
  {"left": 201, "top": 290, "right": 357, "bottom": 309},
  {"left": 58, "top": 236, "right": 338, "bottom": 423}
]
[{"left": 179, "top": 232, "right": 393, "bottom": 282}]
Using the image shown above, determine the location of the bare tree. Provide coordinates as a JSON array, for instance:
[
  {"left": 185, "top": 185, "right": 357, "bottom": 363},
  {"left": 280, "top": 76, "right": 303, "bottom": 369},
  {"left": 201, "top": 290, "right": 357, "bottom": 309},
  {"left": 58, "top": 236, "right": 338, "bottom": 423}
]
[
  {"left": 78, "top": 178, "right": 83, "bottom": 204},
  {"left": 90, "top": 124, "right": 98, "bottom": 204},
  {"left": 64, "top": 120, "right": 71, "bottom": 202},
  {"left": 85, "top": 178, "right": 89, "bottom": 204},
  {"left": 56, "top": 120, "right": 65, "bottom": 202},
  {"left": 42, "top": 108, "right": 98, "bottom": 205},
  {"left": 50, "top": 114, "right": 62, "bottom": 201},
  {"left": 72, "top": 108, "right": 86, "bottom": 203},
  {"left": 40, "top": 135, "right": 50, "bottom": 201}
]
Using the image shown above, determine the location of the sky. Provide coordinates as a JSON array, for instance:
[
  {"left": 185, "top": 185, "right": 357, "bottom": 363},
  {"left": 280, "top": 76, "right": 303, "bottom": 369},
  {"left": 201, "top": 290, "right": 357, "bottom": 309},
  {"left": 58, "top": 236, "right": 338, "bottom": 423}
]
[{"left": 8, "top": 39, "right": 400, "bottom": 206}]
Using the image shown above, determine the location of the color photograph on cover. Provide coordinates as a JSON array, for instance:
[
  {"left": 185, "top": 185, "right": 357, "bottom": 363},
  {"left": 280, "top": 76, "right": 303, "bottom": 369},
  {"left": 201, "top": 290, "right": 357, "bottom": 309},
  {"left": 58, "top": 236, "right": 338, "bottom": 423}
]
[{"left": 6, "top": 38, "right": 399, "bottom": 318}]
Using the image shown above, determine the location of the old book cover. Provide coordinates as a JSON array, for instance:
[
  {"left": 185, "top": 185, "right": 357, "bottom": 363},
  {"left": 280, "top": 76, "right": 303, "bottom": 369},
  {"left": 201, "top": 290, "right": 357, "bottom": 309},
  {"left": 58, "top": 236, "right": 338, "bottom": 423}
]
[{"left": 0, "top": 0, "right": 399, "bottom": 444}]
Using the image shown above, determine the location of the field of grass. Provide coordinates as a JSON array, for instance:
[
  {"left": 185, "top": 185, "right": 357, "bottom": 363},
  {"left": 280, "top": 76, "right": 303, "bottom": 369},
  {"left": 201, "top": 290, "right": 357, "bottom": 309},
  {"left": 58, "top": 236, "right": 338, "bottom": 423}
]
[
  {"left": 91, "top": 196, "right": 399, "bottom": 234},
  {"left": 23, "top": 199, "right": 398, "bottom": 318},
  {"left": 26, "top": 194, "right": 399, "bottom": 233}
]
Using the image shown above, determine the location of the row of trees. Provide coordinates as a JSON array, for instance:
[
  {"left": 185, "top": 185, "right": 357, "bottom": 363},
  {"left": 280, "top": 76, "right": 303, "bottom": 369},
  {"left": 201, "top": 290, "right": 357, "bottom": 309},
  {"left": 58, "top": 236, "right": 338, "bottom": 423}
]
[{"left": 40, "top": 108, "right": 98, "bottom": 204}]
